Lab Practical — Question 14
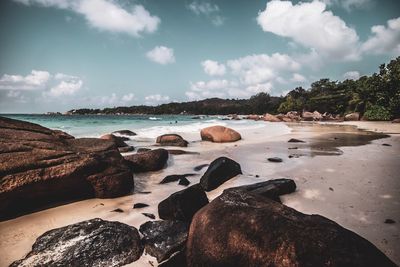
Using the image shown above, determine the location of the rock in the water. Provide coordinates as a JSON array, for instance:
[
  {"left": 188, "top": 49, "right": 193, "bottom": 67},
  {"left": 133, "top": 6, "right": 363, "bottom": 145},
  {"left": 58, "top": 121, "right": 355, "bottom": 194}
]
[
  {"left": 187, "top": 190, "right": 397, "bottom": 267},
  {"left": 200, "top": 126, "right": 241, "bottom": 143},
  {"left": 193, "top": 164, "right": 209, "bottom": 171},
  {"left": 345, "top": 112, "right": 360, "bottom": 121},
  {"left": 112, "top": 130, "right": 137, "bottom": 136},
  {"left": 158, "top": 184, "right": 209, "bottom": 222},
  {"left": 100, "top": 133, "right": 128, "bottom": 147},
  {"left": 11, "top": 218, "right": 143, "bottom": 267},
  {"left": 139, "top": 220, "right": 189, "bottom": 263},
  {"left": 200, "top": 157, "right": 242, "bottom": 191},
  {"left": 160, "top": 174, "right": 196, "bottom": 184},
  {"left": 133, "top": 203, "right": 149, "bottom": 209},
  {"left": 179, "top": 177, "right": 190, "bottom": 186},
  {"left": 0, "top": 117, "right": 133, "bottom": 220},
  {"left": 267, "top": 157, "right": 283, "bottom": 163},
  {"left": 118, "top": 146, "right": 135, "bottom": 153},
  {"left": 124, "top": 149, "right": 168, "bottom": 173},
  {"left": 288, "top": 138, "right": 305, "bottom": 143},
  {"left": 142, "top": 213, "right": 156, "bottom": 219},
  {"left": 156, "top": 134, "right": 188, "bottom": 147},
  {"left": 263, "top": 113, "right": 281, "bottom": 122}
]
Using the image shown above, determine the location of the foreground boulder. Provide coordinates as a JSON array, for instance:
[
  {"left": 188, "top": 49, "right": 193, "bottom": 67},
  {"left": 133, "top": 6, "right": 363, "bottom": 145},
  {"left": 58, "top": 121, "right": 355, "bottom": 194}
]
[
  {"left": 0, "top": 117, "right": 133, "bottom": 220},
  {"left": 200, "top": 157, "right": 242, "bottom": 191},
  {"left": 139, "top": 220, "right": 189, "bottom": 263},
  {"left": 156, "top": 134, "right": 188, "bottom": 147},
  {"left": 345, "top": 112, "right": 360, "bottom": 121},
  {"left": 158, "top": 184, "right": 208, "bottom": 222},
  {"left": 100, "top": 133, "right": 128, "bottom": 147},
  {"left": 187, "top": 190, "right": 397, "bottom": 267},
  {"left": 124, "top": 149, "right": 168, "bottom": 173},
  {"left": 11, "top": 218, "right": 143, "bottom": 267},
  {"left": 200, "top": 126, "right": 241, "bottom": 143}
]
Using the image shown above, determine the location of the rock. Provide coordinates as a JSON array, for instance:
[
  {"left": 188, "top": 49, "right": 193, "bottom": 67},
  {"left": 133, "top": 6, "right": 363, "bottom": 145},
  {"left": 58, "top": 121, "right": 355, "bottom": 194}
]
[
  {"left": 263, "top": 113, "right": 281, "bottom": 122},
  {"left": 111, "top": 208, "right": 124, "bottom": 213},
  {"left": 384, "top": 219, "right": 396, "bottom": 224},
  {"left": 345, "top": 112, "right": 360, "bottom": 121},
  {"left": 0, "top": 117, "right": 133, "bottom": 220},
  {"left": 160, "top": 174, "right": 196, "bottom": 184},
  {"left": 112, "top": 130, "right": 137, "bottom": 136},
  {"left": 124, "top": 149, "right": 169, "bottom": 173},
  {"left": 286, "top": 111, "right": 301, "bottom": 121},
  {"left": 200, "top": 157, "right": 242, "bottom": 191},
  {"left": 392, "top": 118, "right": 400, "bottom": 123},
  {"left": 302, "top": 110, "right": 322, "bottom": 121},
  {"left": 158, "top": 184, "right": 209, "bottom": 222},
  {"left": 288, "top": 138, "right": 305, "bottom": 143},
  {"left": 158, "top": 249, "right": 187, "bottom": 267},
  {"left": 137, "top": 148, "right": 151, "bottom": 153},
  {"left": 133, "top": 203, "right": 149, "bottom": 209},
  {"left": 187, "top": 190, "right": 397, "bottom": 267},
  {"left": 382, "top": 143, "right": 392, "bottom": 146},
  {"left": 200, "top": 126, "right": 241, "bottom": 143},
  {"left": 244, "top": 114, "right": 261, "bottom": 121},
  {"left": 142, "top": 213, "right": 156, "bottom": 219},
  {"left": 100, "top": 133, "right": 128, "bottom": 147},
  {"left": 179, "top": 177, "right": 190, "bottom": 186},
  {"left": 194, "top": 164, "right": 209, "bottom": 171},
  {"left": 167, "top": 149, "right": 199, "bottom": 155},
  {"left": 118, "top": 146, "right": 135, "bottom": 153},
  {"left": 139, "top": 220, "right": 189, "bottom": 263},
  {"left": 156, "top": 134, "right": 188, "bottom": 147},
  {"left": 288, "top": 146, "right": 298, "bottom": 149},
  {"left": 11, "top": 218, "right": 143, "bottom": 267},
  {"left": 267, "top": 157, "right": 283, "bottom": 163}
]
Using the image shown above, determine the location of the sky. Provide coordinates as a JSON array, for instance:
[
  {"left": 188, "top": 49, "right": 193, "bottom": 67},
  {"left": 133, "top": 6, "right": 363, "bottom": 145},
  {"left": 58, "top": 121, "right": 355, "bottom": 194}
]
[{"left": 0, "top": 0, "right": 399, "bottom": 113}]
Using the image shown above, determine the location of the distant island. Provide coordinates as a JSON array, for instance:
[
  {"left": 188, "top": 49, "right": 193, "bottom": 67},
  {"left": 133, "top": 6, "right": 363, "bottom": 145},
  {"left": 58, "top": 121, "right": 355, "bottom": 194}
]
[{"left": 67, "top": 57, "right": 400, "bottom": 121}]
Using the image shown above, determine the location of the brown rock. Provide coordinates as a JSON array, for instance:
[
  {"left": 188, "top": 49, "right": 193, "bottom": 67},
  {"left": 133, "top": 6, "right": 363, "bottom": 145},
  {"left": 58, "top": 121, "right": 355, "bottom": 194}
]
[
  {"left": 244, "top": 114, "right": 261, "bottom": 121},
  {"left": 263, "top": 113, "right": 281, "bottom": 122},
  {"left": 200, "top": 126, "right": 241, "bottom": 143},
  {"left": 392, "top": 118, "right": 400, "bottom": 123},
  {"left": 0, "top": 116, "right": 133, "bottom": 220},
  {"left": 100, "top": 134, "right": 128, "bottom": 147},
  {"left": 345, "top": 112, "right": 360, "bottom": 121},
  {"left": 156, "top": 134, "right": 188, "bottom": 147},
  {"left": 124, "top": 149, "right": 168, "bottom": 173}
]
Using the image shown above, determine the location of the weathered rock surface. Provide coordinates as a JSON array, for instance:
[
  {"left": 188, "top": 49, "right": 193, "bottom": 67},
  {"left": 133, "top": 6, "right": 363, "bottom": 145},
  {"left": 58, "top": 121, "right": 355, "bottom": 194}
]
[
  {"left": 200, "top": 126, "right": 241, "bottom": 143},
  {"left": 158, "top": 184, "right": 209, "bottom": 222},
  {"left": 288, "top": 138, "right": 305, "bottom": 143},
  {"left": 156, "top": 134, "right": 188, "bottom": 147},
  {"left": 139, "top": 220, "right": 189, "bottom": 263},
  {"left": 137, "top": 148, "right": 151, "bottom": 153},
  {"left": 392, "top": 118, "right": 400, "bottom": 123},
  {"left": 345, "top": 112, "right": 360, "bottom": 121},
  {"left": 112, "top": 130, "right": 137, "bottom": 136},
  {"left": 193, "top": 164, "right": 209, "bottom": 171},
  {"left": 200, "top": 157, "right": 242, "bottom": 191},
  {"left": 11, "top": 218, "right": 143, "bottom": 267},
  {"left": 100, "top": 133, "right": 128, "bottom": 147},
  {"left": 124, "top": 149, "right": 168, "bottom": 173},
  {"left": 0, "top": 116, "right": 133, "bottom": 220},
  {"left": 263, "top": 113, "right": 281, "bottom": 122},
  {"left": 267, "top": 157, "right": 283, "bottom": 163},
  {"left": 187, "top": 190, "right": 397, "bottom": 267},
  {"left": 160, "top": 174, "right": 196, "bottom": 184},
  {"left": 118, "top": 146, "right": 135, "bottom": 153}
]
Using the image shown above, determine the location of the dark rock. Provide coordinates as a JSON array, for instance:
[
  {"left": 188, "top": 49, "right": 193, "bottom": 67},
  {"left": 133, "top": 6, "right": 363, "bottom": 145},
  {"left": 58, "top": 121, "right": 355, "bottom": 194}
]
[
  {"left": 112, "top": 130, "right": 137, "bottom": 136},
  {"left": 118, "top": 146, "right": 135, "bottom": 153},
  {"left": 382, "top": 143, "right": 392, "bottom": 146},
  {"left": 0, "top": 117, "right": 133, "bottom": 220},
  {"left": 111, "top": 208, "right": 124, "bottom": 213},
  {"left": 179, "top": 177, "right": 190, "bottom": 186},
  {"left": 139, "top": 220, "right": 189, "bottom": 263},
  {"left": 137, "top": 148, "right": 151, "bottom": 153},
  {"left": 384, "top": 219, "right": 396, "bottom": 224},
  {"left": 160, "top": 174, "right": 196, "bottom": 184},
  {"left": 158, "top": 249, "right": 187, "bottom": 267},
  {"left": 200, "top": 157, "right": 242, "bottom": 191},
  {"left": 11, "top": 218, "right": 143, "bottom": 267},
  {"left": 329, "top": 187, "right": 334, "bottom": 191},
  {"left": 187, "top": 190, "right": 397, "bottom": 267},
  {"left": 133, "top": 203, "right": 149, "bottom": 209},
  {"left": 124, "top": 149, "right": 168, "bottom": 173},
  {"left": 288, "top": 146, "right": 298, "bottom": 149},
  {"left": 142, "top": 213, "right": 156, "bottom": 219},
  {"left": 267, "top": 157, "right": 283, "bottom": 163},
  {"left": 137, "top": 191, "right": 152, "bottom": 194},
  {"left": 100, "top": 134, "right": 128, "bottom": 147},
  {"left": 288, "top": 138, "right": 305, "bottom": 143},
  {"left": 158, "top": 184, "right": 208, "bottom": 222},
  {"left": 193, "top": 164, "right": 209, "bottom": 171},
  {"left": 167, "top": 149, "right": 199, "bottom": 155},
  {"left": 156, "top": 134, "right": 188, "bottom": 147}
]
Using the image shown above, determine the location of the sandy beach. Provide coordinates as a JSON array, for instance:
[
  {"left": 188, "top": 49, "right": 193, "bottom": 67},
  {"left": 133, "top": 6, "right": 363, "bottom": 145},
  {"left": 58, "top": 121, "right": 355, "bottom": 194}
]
[{"left": 1, "top": 121, "right": 399, "bottom": 266}]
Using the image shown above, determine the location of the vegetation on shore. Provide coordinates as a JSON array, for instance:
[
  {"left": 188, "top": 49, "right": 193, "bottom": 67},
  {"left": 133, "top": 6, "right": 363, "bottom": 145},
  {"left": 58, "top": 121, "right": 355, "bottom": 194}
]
[{"left": 69, "top": 57, "right": 400, "bottom": 120}]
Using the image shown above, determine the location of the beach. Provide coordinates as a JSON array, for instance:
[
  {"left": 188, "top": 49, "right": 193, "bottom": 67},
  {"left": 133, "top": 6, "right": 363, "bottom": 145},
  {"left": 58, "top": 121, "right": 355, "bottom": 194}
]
[{"left": 0, "top": 118, "right": 399, "bottom": 266}]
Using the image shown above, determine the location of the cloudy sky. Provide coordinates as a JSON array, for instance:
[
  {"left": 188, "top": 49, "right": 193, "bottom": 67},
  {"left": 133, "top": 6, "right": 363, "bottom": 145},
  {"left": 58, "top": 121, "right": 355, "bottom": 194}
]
[{"left": 0, "top": 0, "right": 399, "bottom": 113}]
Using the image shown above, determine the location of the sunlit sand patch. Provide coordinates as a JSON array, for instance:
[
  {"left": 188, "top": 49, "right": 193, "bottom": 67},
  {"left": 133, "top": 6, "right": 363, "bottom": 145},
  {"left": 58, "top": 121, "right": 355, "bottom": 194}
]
[{"left": 302, "top": 189, "right": 325, "bottom": 200}]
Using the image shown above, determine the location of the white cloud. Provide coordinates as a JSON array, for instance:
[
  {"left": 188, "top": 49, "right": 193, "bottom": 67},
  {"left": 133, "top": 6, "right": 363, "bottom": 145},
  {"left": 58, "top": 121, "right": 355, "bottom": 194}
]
[
  {"left": 145, "top": 94, "right": 170, "bottom": 105},
  {"left": 14, "top": 0, "right": 160, "bottom": 37},
  {"left": 201, "top": 60, "right": 226, "bottom": 76},
  {"left": 45, "top": 75, "right": 83, "bottom": 97},
  {"left": 146, "top": 46, "right": 175, "bottom": 65},
  {"left": 257, "top": 0, "right": 360, "bottom": 61},
  {"left": 0, "top": 70, "right": 50, "bottom": 90},
  {"left": 361, "top": 17, "right": 400, "bottom": 55},
  {"left": 291, "top": 73, "right": 307, "bottom": 83},
  {"left": 121, "top": 93, "right": 135, "bottom": 102},
  {"left": 343, "top": 71, "right": 360, "bottom": 80},
  {"left": 187, "top": 1, "right": 225, "bottom": 26}
]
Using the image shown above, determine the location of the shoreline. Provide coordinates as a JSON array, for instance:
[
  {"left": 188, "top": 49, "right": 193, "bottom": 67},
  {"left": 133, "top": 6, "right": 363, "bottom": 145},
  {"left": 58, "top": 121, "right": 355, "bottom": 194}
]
[{"left": 0, "top": 121, "right": 399, "bottom": 266}]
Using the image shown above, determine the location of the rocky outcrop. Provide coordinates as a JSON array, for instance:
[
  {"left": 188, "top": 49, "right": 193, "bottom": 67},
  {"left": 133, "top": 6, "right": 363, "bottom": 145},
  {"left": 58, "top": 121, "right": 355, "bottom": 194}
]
[
  {"left": 11, "top": 218, "right": 143, "bottom": 267},
  {"left": 156, "top": 134, "right": 189, "bottom": 147},
  {"left": 345, "top": 112, "right": 360, "bottom": 121},
  {"left": 124, "top": 149, "right": 168, "bottom": 173},
  {"left": 160, "top": 174, "right": 196, "bottom": 184},
  {"left": 118, "top": 146, "right": 134, "bottom": 153},
  {"left": 263, "top": 113, "right": 281, "bottom": 122},
  {"left": 100, "top": 133, "right": 128, "bottom": 147},
  {"left": 0, "top": 116, "right": 133, "bottom": 220},
  {"left": 139, "top": 220, "right": 189, "bottom": 263},
  {"left": 302, "top": 110, "right": 323, "bottom": 121},
  {"left": 200, "top": 126, "right": 241, "bottom": 143},
  {"left": 200, "top": 157, "right": 242, "bottom": 191},
  {"left": 112, "top": 130, "right": 137, "bottom": 136},
  {"left": 187, "top": 190, "right": 397, "bottom": 267},
  {"left": 158, "top": 184, "right": 209, "bottom": 222}
]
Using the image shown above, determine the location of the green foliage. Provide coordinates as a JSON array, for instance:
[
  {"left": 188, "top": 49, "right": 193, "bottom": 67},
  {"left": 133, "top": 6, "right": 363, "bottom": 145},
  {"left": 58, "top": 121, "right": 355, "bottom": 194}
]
[{"left": 363, "top": 105, "right": 391, "bottom": 121}]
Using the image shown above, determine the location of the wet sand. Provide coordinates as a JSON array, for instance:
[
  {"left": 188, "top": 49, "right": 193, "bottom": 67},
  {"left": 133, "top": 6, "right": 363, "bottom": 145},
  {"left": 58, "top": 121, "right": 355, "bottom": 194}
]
[{"left": 0, "top": 121, "right": 399, "bottom": 266}]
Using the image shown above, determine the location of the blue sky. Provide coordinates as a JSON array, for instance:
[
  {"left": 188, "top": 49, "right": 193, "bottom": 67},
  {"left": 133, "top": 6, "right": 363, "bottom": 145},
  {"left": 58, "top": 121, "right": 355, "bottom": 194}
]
[{"left": 0, "top": 0, "right": 399, "bottom": 113}]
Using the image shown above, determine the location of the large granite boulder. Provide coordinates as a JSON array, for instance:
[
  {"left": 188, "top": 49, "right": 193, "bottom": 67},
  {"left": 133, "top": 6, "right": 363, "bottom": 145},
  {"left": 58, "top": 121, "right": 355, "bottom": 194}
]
[
  {"left": 11, "top": 218, "right": 143, "bottom": 267},
  {"left": 158, "top": 184, "right": 209, "bottom": 222},
  {"left": 345, "top": 112, "right": 360, "bottom": 121},
  {"left": 187, "top": 190, "right": 397, "bottom": 267},
  {"left": 200, "top": 157, "right": 242, "bottom": 191},
  {"left": 263, "top": 113, "right": 281, "bottom": 122},
  {"left": 200, "top": 126, "right": 241, "bottom": 143},
  {"left": 124, "top": 149, "right": 168, "bottom": 173},
  {"left": 0, "top": 117, "right": 133, "bottom": 220},
  {"left": 139, "top": 220, "right": 189, "bottom": 263},
  {"left": 156, "top": 134, "right": 188, "bottom": 147}
]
